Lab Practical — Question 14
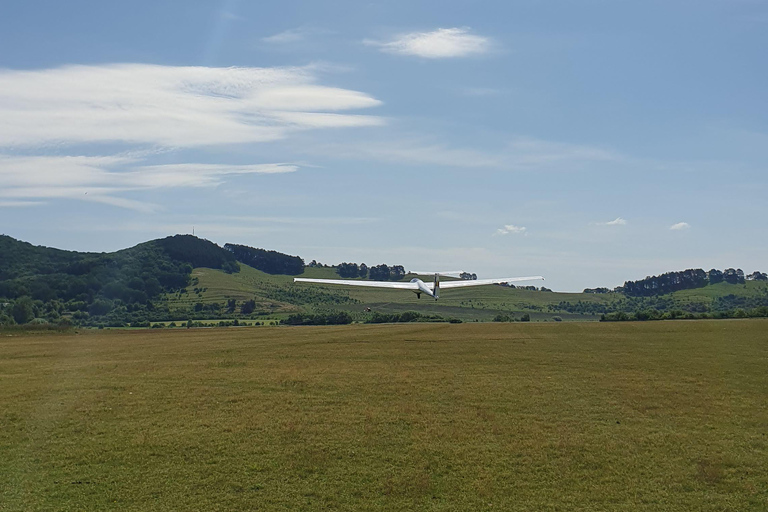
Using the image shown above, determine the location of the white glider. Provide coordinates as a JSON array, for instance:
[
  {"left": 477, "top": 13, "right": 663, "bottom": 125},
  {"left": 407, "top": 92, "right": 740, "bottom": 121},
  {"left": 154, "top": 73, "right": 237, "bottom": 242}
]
[{"left": 294, "top": 272, "right": 544, "bottom": 300}]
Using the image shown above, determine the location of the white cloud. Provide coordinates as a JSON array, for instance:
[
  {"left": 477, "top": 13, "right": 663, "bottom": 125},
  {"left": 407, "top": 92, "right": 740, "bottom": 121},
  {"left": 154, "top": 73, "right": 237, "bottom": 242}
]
[
  {"left": 496, "top": 224, "right": 527, "bottom": 235},
  {"left": 366, "top": 28, "right": 491, "bottom": 59},
  {"left": 0, "top": 63, "right": 383, "bottom": 149},
  {"left": 0, "top": 64, "right": 382, "bottom": 212},
  {"left": 601, "top": 217, "right": 627, "bottom": 226},
  {"left": 0, "top": 155, "right": 298, "bottom": 211},
  {"left": 127, "top": 163, "right": 297, "bottom": 188},
  {"left": 264, "top": 29, "right": 305, "bottom": 44},
  {"left": 262, "top": 27, "right": 322, "bottom": 44},
  {"left": 670, "top": 222, "right": 691, "bottom": 231}
]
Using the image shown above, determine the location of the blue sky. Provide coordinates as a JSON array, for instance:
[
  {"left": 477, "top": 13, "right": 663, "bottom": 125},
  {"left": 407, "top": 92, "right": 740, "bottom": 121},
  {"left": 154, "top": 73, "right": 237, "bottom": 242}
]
[{"left": 1, "top": 0, "right": 766, "bottom": 291}]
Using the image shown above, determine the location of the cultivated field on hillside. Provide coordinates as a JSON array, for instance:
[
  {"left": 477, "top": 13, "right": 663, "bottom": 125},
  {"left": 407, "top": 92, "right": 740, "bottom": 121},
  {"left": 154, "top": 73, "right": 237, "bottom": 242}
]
[
  {"left": 162, "top": 266, "right": 768, "bottom": 323},
  {"left": 166, "top": 266, "right": 610, "bottom": 321},
  {"left": 2, "top": 321, "right": 766, "bottom": 510}
]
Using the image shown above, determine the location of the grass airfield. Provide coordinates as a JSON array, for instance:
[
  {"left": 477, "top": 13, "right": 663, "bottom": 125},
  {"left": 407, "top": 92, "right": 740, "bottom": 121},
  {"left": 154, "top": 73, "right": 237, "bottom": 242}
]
[{"left": 1, "top": 321, "right": 767, "bottom": 511}]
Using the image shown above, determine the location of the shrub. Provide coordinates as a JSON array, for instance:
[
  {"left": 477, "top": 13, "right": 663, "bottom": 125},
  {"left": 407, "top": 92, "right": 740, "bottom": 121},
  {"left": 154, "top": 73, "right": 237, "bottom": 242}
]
[{"left": 12, "top": 297, "right": 35, "bottom": 324}]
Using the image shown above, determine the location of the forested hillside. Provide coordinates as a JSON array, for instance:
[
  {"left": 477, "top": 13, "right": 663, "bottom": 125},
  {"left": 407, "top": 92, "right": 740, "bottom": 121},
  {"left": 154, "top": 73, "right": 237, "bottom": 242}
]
[
  {"left": 335, "top": 262, "right": 407, "bottom": 280},
  {"left": 0, "top": 235, "right": 237, "bottom": 326},
  {"left": 618, "top": 268, "right": 766, "bottom": 296},
  {"left": 224, "top": 243, "right": 304, "bottom": 275}
]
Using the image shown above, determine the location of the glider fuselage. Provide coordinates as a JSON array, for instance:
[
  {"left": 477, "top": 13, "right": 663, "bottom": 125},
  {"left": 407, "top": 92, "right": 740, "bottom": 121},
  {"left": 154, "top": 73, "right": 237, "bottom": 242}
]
[{"left": 411, "top": 277, "right": 438, "bottom": 299}]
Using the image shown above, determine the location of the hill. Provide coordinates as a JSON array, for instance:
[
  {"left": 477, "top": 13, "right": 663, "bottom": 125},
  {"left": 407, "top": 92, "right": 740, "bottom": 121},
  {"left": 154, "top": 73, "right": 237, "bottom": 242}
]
[
  {"left": 2, "top": 233, "right": 768, "bottom": 326},
  {"left": 0, "top": 234, "right": 238, "bottom": 325}
]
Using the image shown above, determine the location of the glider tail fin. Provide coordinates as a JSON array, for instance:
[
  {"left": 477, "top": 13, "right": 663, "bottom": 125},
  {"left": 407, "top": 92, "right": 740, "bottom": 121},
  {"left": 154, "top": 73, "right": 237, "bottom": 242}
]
[{"left": 433, "top": 273, "right": 440, "bottom": 300}]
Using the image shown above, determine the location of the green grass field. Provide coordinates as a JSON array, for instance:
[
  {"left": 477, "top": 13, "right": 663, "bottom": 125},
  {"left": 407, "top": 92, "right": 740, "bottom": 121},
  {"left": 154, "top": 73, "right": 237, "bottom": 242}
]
[
  {"left": 671, "top": 281, "right": 768, "bottom": 303},
  {"left": 2, "top": 321, "right": 767, "bottom": 510},
  {"left": 161, "top": 265, "right": 305, "bottom": 316}
]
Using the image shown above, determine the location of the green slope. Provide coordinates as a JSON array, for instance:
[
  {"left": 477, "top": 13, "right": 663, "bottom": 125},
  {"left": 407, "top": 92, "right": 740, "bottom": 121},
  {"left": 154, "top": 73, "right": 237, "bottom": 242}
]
[
  {"left": 163, "top": 266, "right": 768, "bottom": 323},
  {"left": 164, "top": 266, "right": 612, "bottom": 322},
  {"left": 671, "top": 280, "right": 768, "bottom": 301},
  {"left": 162, "top": 264, "right": 358, "bottom": 318}
]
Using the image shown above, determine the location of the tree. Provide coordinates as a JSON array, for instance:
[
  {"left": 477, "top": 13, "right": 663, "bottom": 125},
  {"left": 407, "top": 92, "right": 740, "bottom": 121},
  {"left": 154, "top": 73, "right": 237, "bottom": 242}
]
[
  {"left": 221, "top": 260, "right": 240, "bottom": 274},
  {"left": 359, "top": 263, "right": 368, "bottom": 279},
  {"left": 369, "top": 264, "right": 390, "bottom": 281},
  {"left": 337, "top": 262, "right": 359, "bottom": 278},
  {"left": 747, "top": 271, "right": 767, "bottom": 281},
  {"left": 622, "top": 268, "right": 709, "bottom": 297},
  {"left": 723, "top": 268, "right": 745, "bottom": 285},
  {"left": 241, "top": 299, "right": 256, "bottom": 315},
  {"left": 708, "top": 269, "right": 723, "bottom": 284},
  {"left": 12, "top": 297, "right": 35, "bottom": 324},
  {"left": 88, "top": 299, "right": 113, "bottom": 317}
]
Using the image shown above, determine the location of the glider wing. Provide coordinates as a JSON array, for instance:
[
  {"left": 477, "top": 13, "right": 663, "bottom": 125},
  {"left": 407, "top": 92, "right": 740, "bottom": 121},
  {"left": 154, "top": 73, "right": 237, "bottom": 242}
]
[
  {"left": 439, "top": 276, "right": 545, "bottom": 289},
  {"left": 293, "top": 278, "right": 420, "bottom": 290}
]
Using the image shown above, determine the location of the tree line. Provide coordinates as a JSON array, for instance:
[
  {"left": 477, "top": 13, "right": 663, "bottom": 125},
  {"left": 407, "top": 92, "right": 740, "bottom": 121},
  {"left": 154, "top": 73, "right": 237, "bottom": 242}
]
[
  {"left": 601, "top": 306, "right": 768, "bottom": 322},
  {"left": 336, "top": 262, "right": 407, "bottom": 281},
  {"left": 224, "top": 243, "right": 304, "bottom": 275},
  {"left": 618, "top": 268, "right": 766, "bottom": 297}
]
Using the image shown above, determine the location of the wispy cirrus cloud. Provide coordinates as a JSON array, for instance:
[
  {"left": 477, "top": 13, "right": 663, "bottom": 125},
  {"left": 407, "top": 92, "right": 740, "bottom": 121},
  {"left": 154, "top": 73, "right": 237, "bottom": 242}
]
[
  {"left": 263, "top": 28, "right": 307, "bottom": 44},
  {"left": 0, "top": 63, "right": 383, "bottom": 149},
  {"left": 0, "top": 155, "right": 298, "bottom": 211},
  {"left": 599, "top": 217, "right": 627, "bottom": 226},
  {"left": 262, "top": 27, "right": 331, "bottom": 45},
  {"left": 302, "top": 135, "right": 618, "bottom": 169},
  {"left": 304, "top": 139, "right": 502, "bottom": 167},
  {"left": 670, "top": 222, "right": 691, "bottom": 231},
  {"left": 365, "top": 28, "right": 492, "bottom": 59},
  {"left": 0, "top": 200, "right": 43, "bottom": 208},
  {"left": 0, "top": 63, "right": 382, "bottom": 212},
  {"left": 57, "top": 215, "right": 379, "bottom": 237},
  {"left": 495, "top": 224, "right": 527, "bottom": 236}
]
